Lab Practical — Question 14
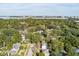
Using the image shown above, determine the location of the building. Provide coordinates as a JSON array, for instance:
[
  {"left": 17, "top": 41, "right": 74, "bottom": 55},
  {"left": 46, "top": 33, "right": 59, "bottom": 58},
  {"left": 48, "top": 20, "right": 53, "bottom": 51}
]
[{"left": 10, "top": 43, "right": 20, "bottom": 55}]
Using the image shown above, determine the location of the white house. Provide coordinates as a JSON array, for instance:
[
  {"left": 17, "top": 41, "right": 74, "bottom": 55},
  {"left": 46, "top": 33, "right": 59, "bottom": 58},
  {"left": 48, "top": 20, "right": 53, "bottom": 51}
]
[{"left": 42, "top": 41, "right": 49, "bottom": 56}]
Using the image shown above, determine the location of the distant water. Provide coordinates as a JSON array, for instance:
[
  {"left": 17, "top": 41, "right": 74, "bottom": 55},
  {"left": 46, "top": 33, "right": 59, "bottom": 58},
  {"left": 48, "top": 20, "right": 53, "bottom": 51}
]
[{"left": 0, "top": 16, "right": 9, "bottom": 19}]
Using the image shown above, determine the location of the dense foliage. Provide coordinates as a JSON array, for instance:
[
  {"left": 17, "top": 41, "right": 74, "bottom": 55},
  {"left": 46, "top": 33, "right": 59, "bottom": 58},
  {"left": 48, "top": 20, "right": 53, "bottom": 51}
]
[{"left": 0, "top": 18, "right": 79, "bottom": 56}]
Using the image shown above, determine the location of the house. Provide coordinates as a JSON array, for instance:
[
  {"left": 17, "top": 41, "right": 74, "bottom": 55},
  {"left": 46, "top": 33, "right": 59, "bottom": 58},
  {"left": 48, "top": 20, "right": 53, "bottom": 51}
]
[
  {"left": 10, "top": 43, "right": 20, "bottom": 55},
  {"left": 41, "top": 41, "right": 49, "bottom": 56},
  {"left": 75, "top": 48, "right": 79, "bottom": 53}
]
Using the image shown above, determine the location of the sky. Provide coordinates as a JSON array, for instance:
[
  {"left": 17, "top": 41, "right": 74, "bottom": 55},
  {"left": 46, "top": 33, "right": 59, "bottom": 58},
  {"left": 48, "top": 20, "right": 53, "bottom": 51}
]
[{"left": 0, "top": 3, "right": 79, "bottom": 16}]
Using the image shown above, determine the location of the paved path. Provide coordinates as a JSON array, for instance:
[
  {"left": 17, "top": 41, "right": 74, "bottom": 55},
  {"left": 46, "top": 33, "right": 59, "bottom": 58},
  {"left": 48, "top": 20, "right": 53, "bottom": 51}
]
[{"left": 27, "top": 45, "right": 33, "bottom": 56}]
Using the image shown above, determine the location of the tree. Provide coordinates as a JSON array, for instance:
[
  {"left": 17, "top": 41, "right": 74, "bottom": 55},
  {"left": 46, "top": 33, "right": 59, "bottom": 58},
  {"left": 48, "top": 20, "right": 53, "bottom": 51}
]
[
  {"left": 64, "top": 41, "right": 76, "bottom": 56},
  {"left": 47, "top": 39, "right": 64, "bottom": 56},
  {"left": 0, "top": 29, "right": 21, "bottom": 50},
  {"left": 27, "top": 32, "right": 41, "bottom": 43},
  {"left": 36, "top": 51, "right": 45, "bottom": 56}
]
